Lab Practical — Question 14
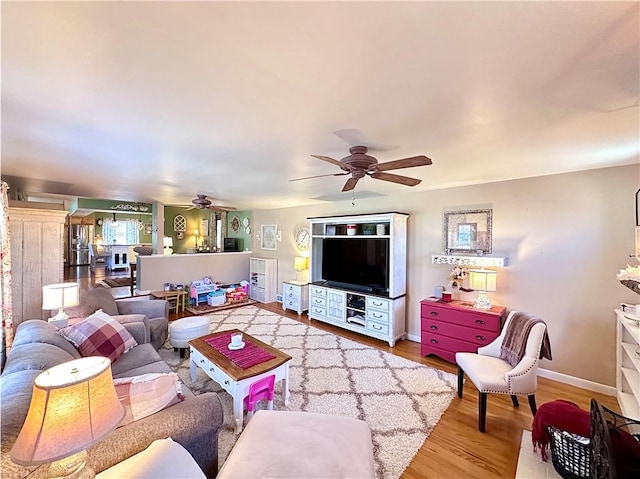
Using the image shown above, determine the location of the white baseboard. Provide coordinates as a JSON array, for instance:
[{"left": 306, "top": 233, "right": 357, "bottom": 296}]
[
  {"left": 537, "top": 368, "right": 616, "bottom": 396},
  {"left": 404, "top": 335, "right": 616, "bottom": 397}
]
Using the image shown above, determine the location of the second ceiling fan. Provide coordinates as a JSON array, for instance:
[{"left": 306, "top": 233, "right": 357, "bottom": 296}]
[{"left": 290, "top": 146, "right": 433, "bottom": 192}]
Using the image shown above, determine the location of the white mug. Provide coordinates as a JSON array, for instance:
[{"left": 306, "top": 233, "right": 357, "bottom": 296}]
[{"left": 231, "top": 332, "right": 243, "bottom": 347}]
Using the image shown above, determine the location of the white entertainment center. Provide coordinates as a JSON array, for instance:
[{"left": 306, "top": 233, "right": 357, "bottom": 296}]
[{"left": 307, "top": 212, "right": 408, "bottom": 347}]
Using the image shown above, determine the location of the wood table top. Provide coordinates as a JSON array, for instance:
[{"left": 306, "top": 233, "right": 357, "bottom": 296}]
[
  {"left": 151, "top": 290, "right": 188, "bottom": 299},
  {"left": 189, "top": 329, "right": 292, "bottom": 382}
]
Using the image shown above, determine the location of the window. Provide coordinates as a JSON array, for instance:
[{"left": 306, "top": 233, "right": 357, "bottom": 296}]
[{"left": 103, "top": 219, "right": 140, "bottom": 245}]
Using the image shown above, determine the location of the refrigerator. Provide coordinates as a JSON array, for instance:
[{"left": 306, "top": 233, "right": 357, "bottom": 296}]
[{"left": 68, "top": 224, "right": 94, "bottom": 266}]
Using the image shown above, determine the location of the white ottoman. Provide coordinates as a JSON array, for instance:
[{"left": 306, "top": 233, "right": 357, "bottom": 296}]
[
  {"left": 218, "top": 410, "right": 376, "bottom": 478},
  {"left": 169, "top": 316, "right": 210, "bottom": 358}
]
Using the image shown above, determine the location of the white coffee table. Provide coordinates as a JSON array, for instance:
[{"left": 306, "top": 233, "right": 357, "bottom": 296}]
[{"left": 189, "top": 329, "right": 292, "bottom": 434}]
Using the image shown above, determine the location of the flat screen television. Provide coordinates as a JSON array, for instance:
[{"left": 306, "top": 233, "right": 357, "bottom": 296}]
[{"left": 321, "top": 238, "right": 389, "bottom": 295}]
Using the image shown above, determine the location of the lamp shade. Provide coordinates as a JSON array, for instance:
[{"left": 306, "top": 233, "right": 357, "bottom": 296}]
[
  {"left": 42, "top": 283, "right": 80, "bottom": 310},
  {"left": 193, "top": 229, "right": 199, "bottom": 236},
  {"left": 10, "top": 357, "right": 125, "bottom": 466},
  {"left": 163, "top": 236, "right": 174, "bottom": 248},
  {"left": 294, "top": 256, "right": 308, "bottom": 271},
  {"left": 469, "top": 269, "right": 497, "bottom": 292}
]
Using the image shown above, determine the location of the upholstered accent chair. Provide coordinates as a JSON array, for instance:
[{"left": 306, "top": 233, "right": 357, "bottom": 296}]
[{"left": 455, "top": 311, "right": 548, "bottom": 432}]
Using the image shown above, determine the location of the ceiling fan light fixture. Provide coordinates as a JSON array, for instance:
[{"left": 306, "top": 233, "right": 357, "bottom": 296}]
[{"left": 290, "top": 142, "right": 432, "bottom": 191}]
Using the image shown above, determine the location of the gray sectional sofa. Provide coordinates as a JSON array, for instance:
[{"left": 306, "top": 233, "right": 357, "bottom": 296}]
[{"left": 1, "top": 306, "right": 223, "bottom": 478}]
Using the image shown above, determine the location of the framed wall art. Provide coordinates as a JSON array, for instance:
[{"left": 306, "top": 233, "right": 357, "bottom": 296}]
[
  {"left": 261, "top": 224, "right": 277, "bottom": 250},
  {"left": 443, "top": 209, "right": 492, "bottom": 254}
]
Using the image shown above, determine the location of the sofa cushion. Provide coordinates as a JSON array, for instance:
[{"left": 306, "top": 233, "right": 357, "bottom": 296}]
[
  {"left": 114, "top": 373, "right": 185, "bottom": 426},
  {"left": 1, "top": 343, "right": 77, "bottom": 376},
  {"left": 110, "top": 343, "right": 166, "bottom": 377},
  {"left": 65, "top": 287, "right": 120, "bottom": 318},
  {"left": 59, "top": 310, "right": 137, "bottom": 362},
  {"left": 10, "top": 320, "right": 82, "bottom": 358}
]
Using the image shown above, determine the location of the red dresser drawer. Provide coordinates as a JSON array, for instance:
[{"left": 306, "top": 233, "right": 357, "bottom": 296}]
[
  {"left": 420, "top": 302, "right": 502, "bottom": 332},
  {"left": 421, "top": 318, "right": 496, "bottom": 346},
  {"left": 421, "top": 331, "right": 480, "bottom": 356}
]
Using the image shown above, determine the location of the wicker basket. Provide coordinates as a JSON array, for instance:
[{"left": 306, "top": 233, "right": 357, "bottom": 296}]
[{"left": 548, "top": 426, "right": 590, "bottom": 479}]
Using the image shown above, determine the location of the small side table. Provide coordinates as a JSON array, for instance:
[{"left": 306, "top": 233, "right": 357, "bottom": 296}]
[
  {"left": 151, "top": 290, "right": 188, "bottom": 313},
  {"left": 282, "top": 281, "right": 309, "bottom": 316}
]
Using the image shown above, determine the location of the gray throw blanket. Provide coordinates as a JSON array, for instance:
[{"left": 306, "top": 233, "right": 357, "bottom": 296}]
[{"left": 500, "top": 312, "right": 552, "bottom": 367}]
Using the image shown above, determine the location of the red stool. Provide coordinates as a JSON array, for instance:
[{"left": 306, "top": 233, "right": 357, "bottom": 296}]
[{"left": 244, "top": 375, "right": 275, "bottom": 421}]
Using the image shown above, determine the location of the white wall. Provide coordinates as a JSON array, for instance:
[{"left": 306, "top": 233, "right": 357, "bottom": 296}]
[{"left": 250, "top": 165, "right": 639, "bottom": 387}]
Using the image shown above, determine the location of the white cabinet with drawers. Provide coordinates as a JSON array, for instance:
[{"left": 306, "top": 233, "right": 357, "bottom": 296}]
[
  {"left": 308, "top": 285, "right": 405, "bottom": 347},
  {"left": 282, "top": 281, "right": 309, "bottom": 316},
  {"left": 306, "top": 212, "right": 408, "bottom": 346}
]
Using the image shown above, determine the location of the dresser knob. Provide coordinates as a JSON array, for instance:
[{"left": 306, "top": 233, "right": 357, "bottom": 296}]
[
  {"left": 430, "top": 325, "right": 438, "bottom": 330},
  {"left": 476, "top": 335, "right": 485, "bottom": 340},
  {"left": 430, "top": 339, "right": 438, "bottom": 344},
  {"left": 430, "top": 311, "right": 438, "bottom": 317},
  {"left": 475, "top": 319, "right": 485, "bottom": 325}
]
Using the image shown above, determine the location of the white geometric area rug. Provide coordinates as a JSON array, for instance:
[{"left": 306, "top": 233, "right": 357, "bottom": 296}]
[{"left": 159, "top": 305, "right": 457, "bottom": 479}]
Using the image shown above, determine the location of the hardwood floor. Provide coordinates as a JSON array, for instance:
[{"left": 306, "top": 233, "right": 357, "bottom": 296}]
[{"left": 71, "top": 269, "right": 618, "bottom": 478}]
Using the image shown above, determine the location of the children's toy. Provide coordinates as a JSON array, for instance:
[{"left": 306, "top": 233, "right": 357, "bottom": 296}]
[
  {"left": 207, "top": 290, "right": 226, "bottom": 307},
  {"left": 190, "top": 277, "right": 217, "bottom": 304}
]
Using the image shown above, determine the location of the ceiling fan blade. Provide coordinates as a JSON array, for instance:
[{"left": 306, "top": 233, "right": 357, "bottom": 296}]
[
  {"left": 311, "top": 155, "right": 352, "bottom": 170},
  {"left": 342, "top": 177, "right": 360, "bottom": 192},
  {"left": 207, "top": 205, "right": 237, "bottom": 211},
  {"left": 374, "top": 156, "right": 433, "bottom": 172},
  {"left": 369, "top": 171, "right": 422, "bottom": 187},
  {"left": 289, "top": 172, "right": 350, "bottom": 182}
]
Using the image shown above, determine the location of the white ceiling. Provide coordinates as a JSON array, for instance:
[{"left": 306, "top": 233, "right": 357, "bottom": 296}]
[{"left": 2, "top": 1, "right": 639, "bottom": 211}]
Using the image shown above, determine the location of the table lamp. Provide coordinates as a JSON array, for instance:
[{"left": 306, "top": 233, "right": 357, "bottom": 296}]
[
  {"left": 10, "top": 357, "right": 125, "bottom": 479},
  {"left": 294, "top": 256, "right": 308, "bottom": 282},
  {"left": 163, "top": 236, "right": 174, "bottom": 255},
  {"left": 468, "top": 269, "right": 497, "bottom": 310},
  {"left": 194, "top": 229, "right": 199, "bottom": 248},
  {"left": 42, "top": 282, "right": 80, "bottom": 328}
]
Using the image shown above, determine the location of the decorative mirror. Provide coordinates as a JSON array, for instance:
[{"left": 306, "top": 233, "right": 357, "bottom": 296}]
[
  {"left": 443, "top": 209, "right": 492, "bottom": 254},
  {"left": 173, "top": 215, "right": 186, "bottom": 232}
]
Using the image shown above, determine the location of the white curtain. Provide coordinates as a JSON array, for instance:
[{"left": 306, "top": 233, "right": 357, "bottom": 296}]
[
  {"left": 103, "top": 219, "right": 140, "bottom": 245},
  {"left": 1, "top": 181, "right": 13, "bottom": 366}
]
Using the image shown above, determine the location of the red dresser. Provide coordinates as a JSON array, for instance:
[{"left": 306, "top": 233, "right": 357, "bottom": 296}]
[{"left": 420, "top": 299, "right": 506, "bottom": 364}]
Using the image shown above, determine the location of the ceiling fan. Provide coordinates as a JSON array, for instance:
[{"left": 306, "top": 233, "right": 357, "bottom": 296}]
[
  {"left": 189, "top": 194, "right": 236, "bottom": 210},
  {"left": 290, "top": 146, "right": 433, "bottom": 192}
]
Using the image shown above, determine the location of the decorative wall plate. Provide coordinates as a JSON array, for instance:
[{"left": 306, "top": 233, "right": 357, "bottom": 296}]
[
  {"left": 231, "top": 215, "right": 240, "bottom": 233},
  {"left": 245, "top": 227, "right": 251, "bottom": 234},
  {"left": 243, "top": 217, "right": 250, "bottom": 227}
]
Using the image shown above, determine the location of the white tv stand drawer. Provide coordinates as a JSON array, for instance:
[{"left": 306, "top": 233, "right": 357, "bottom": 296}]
[{"left": 308, "top": 284, "right": 406, "bottom": 347}]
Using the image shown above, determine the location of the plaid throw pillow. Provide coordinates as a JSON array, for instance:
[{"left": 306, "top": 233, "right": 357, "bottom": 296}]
[
  {"left": 114, "top": 373, "right": 185, "bottom": 426},
  {"left": 59, "top": 309, "right": 138, "bottom": 362}
]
